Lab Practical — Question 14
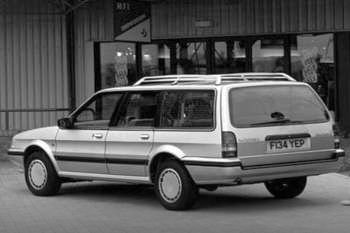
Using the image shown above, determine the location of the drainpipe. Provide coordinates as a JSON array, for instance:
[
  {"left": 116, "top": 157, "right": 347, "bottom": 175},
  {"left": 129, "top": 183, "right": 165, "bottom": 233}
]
[{"left": 65, "top": 4, "right": 76, "bottom": 113}]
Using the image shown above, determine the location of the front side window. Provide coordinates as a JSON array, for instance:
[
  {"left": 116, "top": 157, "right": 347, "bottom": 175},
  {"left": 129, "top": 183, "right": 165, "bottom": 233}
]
[
  {"left": 73, "top": 92, "right": 123, "bottom": 129},
  {"left": 114, "top": 92, "right": 159, "bottom": 128},
  {"left": 229, "top": 85, "right": 329, "bottom": 128},
  {"left": 160, "top": 90, "right": 215, "bottom": 129}
]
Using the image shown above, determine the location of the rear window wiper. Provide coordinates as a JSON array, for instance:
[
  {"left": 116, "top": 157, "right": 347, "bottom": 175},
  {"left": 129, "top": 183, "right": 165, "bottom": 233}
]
[{"left": 250, "top": 119, "right": 303, "bottom": 126}]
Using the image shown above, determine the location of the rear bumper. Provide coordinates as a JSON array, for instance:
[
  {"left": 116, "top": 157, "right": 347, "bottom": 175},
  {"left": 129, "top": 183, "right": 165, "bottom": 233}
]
[{"left": 182, "top": 149, "right": 345, "bottom": 185}]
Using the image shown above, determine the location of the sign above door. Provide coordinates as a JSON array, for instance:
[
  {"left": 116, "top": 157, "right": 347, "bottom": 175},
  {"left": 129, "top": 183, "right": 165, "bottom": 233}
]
[{"left": 114, "top": 0, "right": 151, "bottom": 42}]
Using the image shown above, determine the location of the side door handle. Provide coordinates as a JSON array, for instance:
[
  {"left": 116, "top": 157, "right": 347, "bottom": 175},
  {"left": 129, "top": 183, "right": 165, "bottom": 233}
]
[
  {"left": 92, "top": 133, "right": 103, "bottom": 139},
  {"left": 140, "top": 134, "right": 150, "bottom": 140}
]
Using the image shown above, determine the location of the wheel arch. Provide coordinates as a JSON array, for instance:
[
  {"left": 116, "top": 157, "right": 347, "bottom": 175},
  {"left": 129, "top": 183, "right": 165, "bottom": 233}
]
[
  {"left": 148, "top": 145, "right": 191, "bottom": 183},
  {"left": 24, "top": 140, "right": 59, "bottom": 173}
]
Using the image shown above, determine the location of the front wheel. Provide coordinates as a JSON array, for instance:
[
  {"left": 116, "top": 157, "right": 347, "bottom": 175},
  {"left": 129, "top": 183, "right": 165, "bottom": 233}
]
[
  {"left": 155, "top": 160, "right": 198, "bottom": 210},
  {"left": 265, "top": 176, "right": 307, "bottom": 199},
  {"left": 24, "top": 151, "right": 61, "bottom": 196}
]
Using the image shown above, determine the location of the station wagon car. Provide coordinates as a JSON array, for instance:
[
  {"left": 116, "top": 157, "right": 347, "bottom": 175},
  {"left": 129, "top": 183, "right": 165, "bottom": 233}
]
[{"left": 8, "top": 73, "right": 345, "bottom": 210}]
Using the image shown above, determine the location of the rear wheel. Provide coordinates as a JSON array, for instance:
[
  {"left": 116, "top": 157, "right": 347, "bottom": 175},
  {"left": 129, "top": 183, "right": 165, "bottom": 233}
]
[
  {"left": 265, "top": 177, "right": 307, "bottom": 199},
  {"left": 155, "top": 160, "right": 198, "bottom": 210},
  {"left": 24, "top": 151, "right": 61, "bottom": 196}
]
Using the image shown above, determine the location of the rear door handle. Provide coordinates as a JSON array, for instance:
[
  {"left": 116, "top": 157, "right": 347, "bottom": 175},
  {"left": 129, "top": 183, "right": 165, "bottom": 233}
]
[
  {"left": 92, "top": 133, "right": 103, "bottom": 139},
  {"left": 140, "top": 134, "right": 150, "bottom": 140}
]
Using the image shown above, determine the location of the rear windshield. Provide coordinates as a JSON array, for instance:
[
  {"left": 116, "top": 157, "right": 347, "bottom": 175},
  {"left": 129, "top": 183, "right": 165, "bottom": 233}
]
[{"left": 229, "top": 85, "right": 329, "bottom": 128}]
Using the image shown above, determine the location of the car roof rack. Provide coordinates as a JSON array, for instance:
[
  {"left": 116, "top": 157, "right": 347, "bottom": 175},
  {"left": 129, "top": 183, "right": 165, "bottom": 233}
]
[
  {"left": 133, "top": 73, "right": 296, "bottom": 86},
  {"left": 133, "top": 75, "right": 215, "bottom": 86},
  {"left": 212, "top": 73, "right": 296, "bottom": 84}
]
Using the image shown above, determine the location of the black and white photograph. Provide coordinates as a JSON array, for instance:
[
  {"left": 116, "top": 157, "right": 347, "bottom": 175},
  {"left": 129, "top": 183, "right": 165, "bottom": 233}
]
[{"left": 1, "top": 0, "right": 350, "bottom": 232}]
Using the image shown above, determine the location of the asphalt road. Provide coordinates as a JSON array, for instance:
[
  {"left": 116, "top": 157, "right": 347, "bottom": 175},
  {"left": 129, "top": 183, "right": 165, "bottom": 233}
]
[{"left": 1, "top": 159, "right": 350, "bottom": 233}]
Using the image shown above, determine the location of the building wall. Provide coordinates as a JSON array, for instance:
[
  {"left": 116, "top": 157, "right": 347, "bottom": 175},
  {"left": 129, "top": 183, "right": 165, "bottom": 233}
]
[
  {"left": 152, "top": 0, "right": 350, "bottom": 39},
  {"left": 0, "top": 0, "right": 69, "bottom": 136},
  {"left": 73, "top": 0, "right": 114, "bottom": 105}
]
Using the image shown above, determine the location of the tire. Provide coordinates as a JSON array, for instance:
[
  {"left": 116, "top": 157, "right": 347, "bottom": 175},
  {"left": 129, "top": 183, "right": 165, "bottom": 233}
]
[
  {"left": 24, "top": 151, "right": 61, "bottom": 196},
  {"left": 155, "top": 160, "right": 198, "bottom": 210},
  {"left": 264, "top": 177, "right": 307, "bottom": 199}
]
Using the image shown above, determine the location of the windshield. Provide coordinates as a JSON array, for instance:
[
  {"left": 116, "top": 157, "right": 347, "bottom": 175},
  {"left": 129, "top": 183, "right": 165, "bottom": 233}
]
[{"left": 229, "top": 85, "right": 329, "bottom": 128}]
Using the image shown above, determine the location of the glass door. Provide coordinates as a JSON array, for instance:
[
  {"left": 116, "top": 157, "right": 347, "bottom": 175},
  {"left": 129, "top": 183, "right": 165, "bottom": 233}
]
[
  {"left": 99, "top": 41, "right": 137, "bottom": 89},
  {"left": 252, "top": 39, "right": 286, "bottom": 72},
  {"left": 141, "top": 44, "right": 171, "bottom": 76},
  {"left": 175, "top": 42, "right": 208, "bottom": 74},
  {"left": 214, "top": 41, "right": 247, "bottom": 74}
]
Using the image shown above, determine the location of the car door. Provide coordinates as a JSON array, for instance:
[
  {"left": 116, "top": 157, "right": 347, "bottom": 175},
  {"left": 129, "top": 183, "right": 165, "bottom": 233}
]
[
  {"left": 55, "top": 92, "right": 123, "bottom": 174},
  {"left": 105, "top": 91, "right": 160, "bottom": 177}
]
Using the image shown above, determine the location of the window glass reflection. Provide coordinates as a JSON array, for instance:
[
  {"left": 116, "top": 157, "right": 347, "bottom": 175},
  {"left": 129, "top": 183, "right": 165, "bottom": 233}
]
[
  {"left": 215, "top": 41, "right": 246, "bottom": 73},
  {"left": 291, "top": 34, "right": 335, "bottom": 109},
  {"left": 100, "top": 42, "right": 137, "bottom": 89},
  {"left": 176, "top": 42, "right": 207, "bottom": 74},
  {"left": 142, "top": 44, "right": 171, "bottom": 76},
  {"left": 252, "top": 39, "right": 285, "bottom": 72}
]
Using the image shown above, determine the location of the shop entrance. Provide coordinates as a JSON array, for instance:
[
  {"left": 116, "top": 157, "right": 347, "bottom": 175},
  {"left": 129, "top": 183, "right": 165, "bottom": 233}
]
[{"left": 96, "top": 34, "right": 336, "bottom": 113}]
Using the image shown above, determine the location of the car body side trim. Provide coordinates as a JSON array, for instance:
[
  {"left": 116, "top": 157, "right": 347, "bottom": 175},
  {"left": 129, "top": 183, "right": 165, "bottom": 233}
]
[
  {"left": 182, "top": 157, "right": 242, "bottom": 167},
  {"left": 58, "top": 171, "right": 151, "bottom": 184},
  {"left": 54, "top": 155, "right": 148, "bottom": 165},
  {"left": 7, "top": 150, "right": 25, "bottom": 156}
]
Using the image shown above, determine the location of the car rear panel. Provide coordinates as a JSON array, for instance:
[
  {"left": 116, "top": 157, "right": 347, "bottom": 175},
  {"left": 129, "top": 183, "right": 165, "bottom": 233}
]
[
  {"left": 221, "top": 82, "right": 335, "bottom": 168},
  {"left": 234, "top": 122, "right": 334, "bottom": 167}
]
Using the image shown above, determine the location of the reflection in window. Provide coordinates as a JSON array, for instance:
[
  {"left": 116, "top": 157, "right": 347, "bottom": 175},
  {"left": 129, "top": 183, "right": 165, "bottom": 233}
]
[
  {"left": 291, "top": 34, "right": 335, "bottom": 110},
  {"left": 229, "top": 86, "right": 328, "bottom": 127},
  {"left": 176, "top": 42, "right": 207, "bottom": 74},
  {"left": 74, "top": 93, "right": 122, "bottom": 129},
  {"left": 142, "top": 44, "right": 171, "bottom": 76},
  {"left": 100, "top": 42, "right": 137, "bottom": 89},
  {"left": 215, "top": 41, "right": 246, "bottom": 73},
  {"left": 116, "top": 92, "right": 158, "bottom": 128},
  {"left": 252, "top": 39, "right": 285, "bottom": 72},
  {"left": 160, "top": 91, "right": 214, "bottom": 128}
]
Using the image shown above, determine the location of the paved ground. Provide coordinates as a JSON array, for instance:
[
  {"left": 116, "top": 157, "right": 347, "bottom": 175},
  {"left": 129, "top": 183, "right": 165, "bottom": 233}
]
[{"left": 1, "top": 136, "right": 350, "bottom": 233}]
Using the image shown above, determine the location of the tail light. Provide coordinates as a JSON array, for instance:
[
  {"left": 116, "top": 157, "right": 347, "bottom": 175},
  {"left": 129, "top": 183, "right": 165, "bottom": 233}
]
[
  {"left": 333, "top": 124, "right": 341, "bottom": 149},
  {"left": 222, "top": 132, "right": 237, "bottom": 158}
]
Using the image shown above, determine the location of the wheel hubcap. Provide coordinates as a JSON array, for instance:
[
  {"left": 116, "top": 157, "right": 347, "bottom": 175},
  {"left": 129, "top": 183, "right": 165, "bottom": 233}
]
[
  {"left": 28, "top": 159, "right": 47, "bottom": 190},
  {"left": 159, "top": 168, "right": 182, "bottom": 203}
]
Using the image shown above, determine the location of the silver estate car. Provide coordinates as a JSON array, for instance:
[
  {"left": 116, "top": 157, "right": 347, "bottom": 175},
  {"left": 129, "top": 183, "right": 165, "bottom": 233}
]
[{"left": 8, "top": 73, "right": 345, "bottom": 210}]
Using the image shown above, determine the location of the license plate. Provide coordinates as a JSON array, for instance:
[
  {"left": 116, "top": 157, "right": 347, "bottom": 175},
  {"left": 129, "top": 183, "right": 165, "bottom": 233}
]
[{"left": 267, "top": 138, "right": 311, "bottom": 153}]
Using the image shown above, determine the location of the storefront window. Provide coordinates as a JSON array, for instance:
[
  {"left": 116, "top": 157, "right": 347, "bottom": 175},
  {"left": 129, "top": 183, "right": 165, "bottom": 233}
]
[
  {"left": 214, "top": 41, "right": 246, "bottom": 73},
  {"left": 252, "top": 39, "right": 285, "bottom": 72},
  {"left": 176, "top": 42, "right": 207, "bottom": 74},
  {"left": 99, "top": 42, "right": 137, "bottom": 89},
  {"left": 142, "top": 44, "right": 171, "bottom": 76},
  {"left": 291, "top": 34, "right": 335, "bottom": 110}
]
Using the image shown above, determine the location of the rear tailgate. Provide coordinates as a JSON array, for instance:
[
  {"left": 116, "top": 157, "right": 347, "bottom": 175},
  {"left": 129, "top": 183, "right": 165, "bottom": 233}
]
[
  {"left": 225, "top": 83, "right": 335, "bottom": 168},
  {"left": 235, "top": 123, "right": 334, "bottom": 167}
]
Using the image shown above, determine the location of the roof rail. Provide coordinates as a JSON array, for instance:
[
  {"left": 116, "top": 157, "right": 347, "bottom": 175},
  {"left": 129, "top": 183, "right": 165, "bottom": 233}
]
[
  {"left": 133, "top": 75, "right": 215, "bottom": 86},
  {"left": 133, "top": 73, "right": 296, "bottom": 86},
  {"left": 213, "top": 73, "right": 296, "bottom": 83}
]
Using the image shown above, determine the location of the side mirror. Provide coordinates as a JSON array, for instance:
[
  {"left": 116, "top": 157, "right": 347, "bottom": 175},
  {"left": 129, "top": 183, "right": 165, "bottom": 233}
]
[{"left": 57, "top": 117, "right": 74, "bottom": 129}]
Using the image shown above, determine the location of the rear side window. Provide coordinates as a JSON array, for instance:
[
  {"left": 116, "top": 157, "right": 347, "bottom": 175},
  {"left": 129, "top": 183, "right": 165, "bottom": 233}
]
[
  {"left": 229, "top": 85, "right": 329, "bottom": 128},
  {"left": 159, "top": 90, "right": 215, "bottom": 129}
]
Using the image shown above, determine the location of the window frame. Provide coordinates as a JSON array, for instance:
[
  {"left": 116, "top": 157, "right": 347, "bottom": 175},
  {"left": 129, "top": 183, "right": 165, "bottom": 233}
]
[
  {"left": 70, "top": 91, "right": 125, "bottom": 130},
  {"left": 156, "top": 89, "right": 217, "bottom": 131}
]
